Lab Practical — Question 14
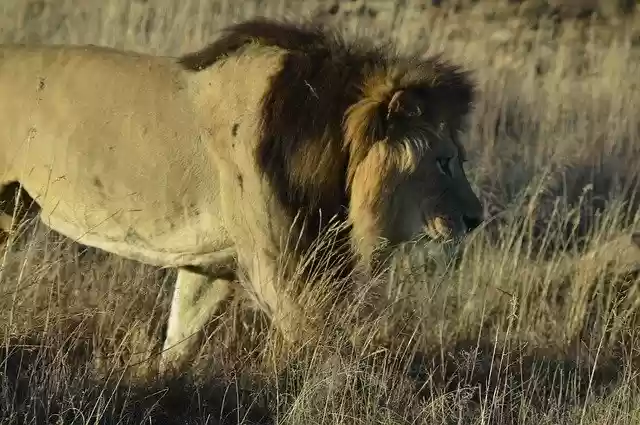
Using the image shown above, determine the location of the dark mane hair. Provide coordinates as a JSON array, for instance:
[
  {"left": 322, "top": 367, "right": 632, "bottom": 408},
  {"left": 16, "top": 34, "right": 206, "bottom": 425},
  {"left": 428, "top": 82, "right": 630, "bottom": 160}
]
[{"left": 178, "top": 18, "right": 476, "bottom": 272}]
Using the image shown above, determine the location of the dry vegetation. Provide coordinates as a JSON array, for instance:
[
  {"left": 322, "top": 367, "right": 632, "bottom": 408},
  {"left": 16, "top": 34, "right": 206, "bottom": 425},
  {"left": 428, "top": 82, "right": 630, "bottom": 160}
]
[{"left": 2, "top": 0, "right": 640, "bottom": 424}]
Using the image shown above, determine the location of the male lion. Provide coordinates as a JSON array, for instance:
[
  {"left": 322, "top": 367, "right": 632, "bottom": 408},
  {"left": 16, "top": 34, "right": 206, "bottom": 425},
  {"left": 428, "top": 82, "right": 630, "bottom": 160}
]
[{"left": 0, "top": 18, "right": 484, "bottom": 372}]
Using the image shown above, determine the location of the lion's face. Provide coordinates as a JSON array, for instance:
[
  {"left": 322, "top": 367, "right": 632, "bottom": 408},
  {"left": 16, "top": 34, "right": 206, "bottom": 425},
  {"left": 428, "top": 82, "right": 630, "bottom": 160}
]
[{"left": 346, "top": 87, "right": 483, "bottom": 266}]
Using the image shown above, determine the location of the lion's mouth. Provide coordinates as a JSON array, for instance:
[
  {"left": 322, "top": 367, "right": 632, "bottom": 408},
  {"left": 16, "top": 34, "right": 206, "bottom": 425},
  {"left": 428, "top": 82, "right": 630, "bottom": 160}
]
[{"left": 424, "top": 216, "right": 457, "bottom": 242}]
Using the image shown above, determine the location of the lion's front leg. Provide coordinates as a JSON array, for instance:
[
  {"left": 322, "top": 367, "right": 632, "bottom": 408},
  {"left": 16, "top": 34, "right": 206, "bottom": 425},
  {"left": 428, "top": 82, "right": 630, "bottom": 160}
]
[
  {"left": 160, "top": 267, "right": 234, "bottom": 374},
  {"left": 243, "top": 255, "right": 318, "bottom": 346}
]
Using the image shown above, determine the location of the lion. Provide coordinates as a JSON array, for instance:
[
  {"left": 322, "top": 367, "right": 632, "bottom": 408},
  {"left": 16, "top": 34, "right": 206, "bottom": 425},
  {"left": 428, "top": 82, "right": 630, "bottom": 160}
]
[{"left": 0, "top": 18, "right": 484, "bottom": 372}]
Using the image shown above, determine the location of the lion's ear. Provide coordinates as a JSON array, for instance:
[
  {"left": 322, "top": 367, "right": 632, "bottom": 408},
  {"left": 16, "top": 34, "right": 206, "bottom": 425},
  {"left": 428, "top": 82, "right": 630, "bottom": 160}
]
[{"left": 386, "top": 89, "right": 423, "bottom": 119}]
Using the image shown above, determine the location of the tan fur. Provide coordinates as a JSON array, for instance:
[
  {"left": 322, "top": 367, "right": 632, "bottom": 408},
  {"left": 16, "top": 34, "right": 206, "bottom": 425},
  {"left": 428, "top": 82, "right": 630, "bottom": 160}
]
[{"left": 0, "top": 18, "right": 484, "bottom": 373}]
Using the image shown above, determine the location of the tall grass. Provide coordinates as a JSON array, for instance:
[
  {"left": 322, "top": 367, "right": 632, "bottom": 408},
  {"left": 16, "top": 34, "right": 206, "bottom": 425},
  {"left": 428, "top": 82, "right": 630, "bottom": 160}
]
[{"left": 1, "top": 1, "right": 640, "bottom": 424}]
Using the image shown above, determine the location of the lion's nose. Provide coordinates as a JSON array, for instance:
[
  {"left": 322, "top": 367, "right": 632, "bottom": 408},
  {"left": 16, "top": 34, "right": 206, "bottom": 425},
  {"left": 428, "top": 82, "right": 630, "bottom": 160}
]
[{"left": 462, "top": 215, "right": 482, "bottom": 233}]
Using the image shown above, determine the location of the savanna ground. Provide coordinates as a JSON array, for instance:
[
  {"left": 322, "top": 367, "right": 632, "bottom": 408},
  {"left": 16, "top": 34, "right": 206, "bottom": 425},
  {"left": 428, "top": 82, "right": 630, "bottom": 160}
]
[{"left": 2, "top": 0, "right": 640, "bottom": 424}]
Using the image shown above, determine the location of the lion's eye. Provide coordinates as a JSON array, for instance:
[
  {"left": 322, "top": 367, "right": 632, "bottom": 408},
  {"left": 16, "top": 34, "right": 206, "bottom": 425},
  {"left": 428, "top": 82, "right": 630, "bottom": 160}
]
[{"left": 436, "top": 157, "right": 453, "bottom": 177}]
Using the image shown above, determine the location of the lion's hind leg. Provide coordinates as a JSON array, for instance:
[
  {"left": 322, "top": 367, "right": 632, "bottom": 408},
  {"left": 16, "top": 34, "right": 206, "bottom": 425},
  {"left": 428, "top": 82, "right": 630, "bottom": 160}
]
[
  {"left": 0, "top": 212, "right": 15, "bottom": 234},
  {"left": 160, "top": 266, "right": 235, "bottom": 374},
  {"left": 0, "top": 182, "right": 39, "bottom": 248}
]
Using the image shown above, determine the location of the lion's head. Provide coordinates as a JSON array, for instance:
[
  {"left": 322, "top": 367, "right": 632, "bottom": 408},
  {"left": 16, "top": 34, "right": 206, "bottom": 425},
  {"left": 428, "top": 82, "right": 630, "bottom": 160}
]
[{"left": 343, "top": 67, "right": 484, "bottom": 268}]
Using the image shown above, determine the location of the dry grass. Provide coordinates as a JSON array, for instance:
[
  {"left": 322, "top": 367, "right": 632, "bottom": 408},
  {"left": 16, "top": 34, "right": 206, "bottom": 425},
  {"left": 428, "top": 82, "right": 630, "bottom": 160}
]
[{"left": 2, "top": 0, "right": 640, "bottom": 424}]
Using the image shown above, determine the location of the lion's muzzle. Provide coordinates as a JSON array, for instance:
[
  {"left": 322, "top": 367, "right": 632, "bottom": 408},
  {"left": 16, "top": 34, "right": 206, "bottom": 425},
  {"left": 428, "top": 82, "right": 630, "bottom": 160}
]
[
  {"left": 426, "top": 213, "right": 482, "bottom": 242},
  {"left": 428, "top": 216, "right": 454, "bottom": 240},
  {"left": 425, "top": 216, "right": 460, "bottom": 242}
]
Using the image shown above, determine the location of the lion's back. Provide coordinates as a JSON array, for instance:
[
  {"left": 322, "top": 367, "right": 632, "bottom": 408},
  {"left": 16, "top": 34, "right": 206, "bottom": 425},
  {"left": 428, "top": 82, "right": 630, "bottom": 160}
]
[{"left": 0, "top": 43, "right": 196, "bottom": 169}]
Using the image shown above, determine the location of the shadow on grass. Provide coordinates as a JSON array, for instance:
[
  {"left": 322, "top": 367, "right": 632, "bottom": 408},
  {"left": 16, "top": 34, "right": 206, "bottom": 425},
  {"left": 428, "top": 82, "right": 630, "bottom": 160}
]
[{"left": 0, "top": 334, "right": 274, "bottom": 425}]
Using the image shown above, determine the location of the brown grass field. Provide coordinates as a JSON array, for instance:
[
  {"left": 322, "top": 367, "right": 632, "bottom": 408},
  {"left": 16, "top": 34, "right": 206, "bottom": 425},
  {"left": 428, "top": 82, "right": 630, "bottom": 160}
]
[{"left": 2, "top": 0, "right": 640, "bottom": 424}]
